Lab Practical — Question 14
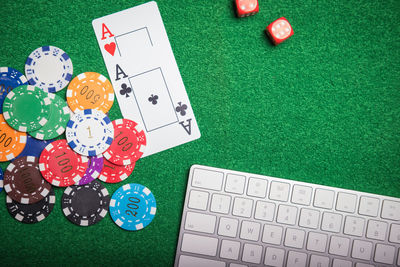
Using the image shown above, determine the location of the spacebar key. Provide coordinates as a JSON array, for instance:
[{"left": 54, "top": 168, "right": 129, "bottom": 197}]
[{"left": 178, "top": 255, "right": 225, "bottom": 267}]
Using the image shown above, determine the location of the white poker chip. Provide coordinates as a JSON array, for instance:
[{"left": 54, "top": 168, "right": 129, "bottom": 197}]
[
  {"left": 66, "top": 109, "right": 114, "bottom": 156},
  {"left": 25, "top": 46, "right": 73, "bottom": 93}
]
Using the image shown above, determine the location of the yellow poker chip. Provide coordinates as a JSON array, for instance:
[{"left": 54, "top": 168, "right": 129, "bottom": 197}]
[
  {"left": 0, "top": 114, "right": 27, "bottom": 162},
  {"left": 66, "top": 72, "right": 114, "bottom": 113}
]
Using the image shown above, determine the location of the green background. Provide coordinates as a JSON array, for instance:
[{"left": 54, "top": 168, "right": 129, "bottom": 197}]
[{"left": 1, "top": 0, "right": 399, "bottom": 266}]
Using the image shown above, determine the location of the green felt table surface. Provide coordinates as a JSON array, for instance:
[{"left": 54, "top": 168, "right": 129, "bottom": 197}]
[{"left": 1, "top": 0, "right": 399, "bottom": 266}]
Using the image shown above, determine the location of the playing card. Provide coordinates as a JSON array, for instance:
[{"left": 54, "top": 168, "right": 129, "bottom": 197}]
[{"left": 92, "top": 1, "right": 201, "bottom": 157}]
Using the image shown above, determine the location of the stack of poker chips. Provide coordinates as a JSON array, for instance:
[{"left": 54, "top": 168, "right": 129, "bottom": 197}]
[{"left": 0, "top": 46, "right": 156, "bottom": 230}]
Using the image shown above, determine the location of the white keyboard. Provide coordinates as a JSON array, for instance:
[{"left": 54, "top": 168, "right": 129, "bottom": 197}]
[{"left": 174, "top": 165, "right": 400, "bottom": 267}]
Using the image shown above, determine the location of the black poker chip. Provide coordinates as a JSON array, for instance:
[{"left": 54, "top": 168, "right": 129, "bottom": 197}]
[
  {"left": 6, "top": 187, "right": 55, "bottom": 224},
  {"left": 61, "top": 180, "right": 110, "bottom": 227}
]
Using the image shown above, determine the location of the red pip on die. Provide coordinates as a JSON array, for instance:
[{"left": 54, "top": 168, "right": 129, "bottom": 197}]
[
  {"left": 266, "top": 17, "right": 294, "bottom": 45},
  {"left": 235, "top": 0, "right": 259, "bottom": 17}
]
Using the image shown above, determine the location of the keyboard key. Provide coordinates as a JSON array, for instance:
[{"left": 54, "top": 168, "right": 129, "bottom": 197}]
[
  {"left": 225, "top": 173, "right": 246, "bottom": 195},
  {"left": 181, "top": 233, "right": 218, "bottom": 256},
  {"left": 210, "top": 194, "right": 231, "bottom": 214},
  {"left": 247, "top": 177, "right": 267, "bottom": 198},
  {"left": 178, "top": 255, "right": 225, "bottom": 267},
  {"left": 343, "top": 216, "right": 365, "bottom": 237},
  {"left": 286, "top": 251, "right": 307, "bottom": 267},
  {"left": 332, "top": 259, "right": 352, "bottom": 267},
  {"left": 336, "top": 192, "right": 357, "bottom": 213},
  {"left": 374, "top": 243, "right": 395, "bottom": 264},
  {"left": 220, "top": 239, "right": 240, "bottom": 260},
  {"left": 314, "top": 188, "right": 335, "bottom": 209},
  {"left": 230, "top": 264, "right": 247, "bottom": 267},
  {"left": 291, "top": 185, "right": 312, "bottom": 206},
  {"left": 329, "top": 235, "right": 350, "bottom": 256},
  {"left": 389, "top": 224, "right": 400, "bottom": 243},
  {"left": 218, "top": 217, "right": 238, "bottom": 237},
  {"left": 242, "top": 243, "right": 262, "bottom": 264},
  {"left": 276, "top": 204, "right": 298, "bottom": 225},
  {"left": 381, "top": 200, "right": 400, "bottom": 220},
  {"left": 188, "top": 190, "right": 209, "bottom": 210},
  {"left": 192, "top": 168, "right": 223, "bottom": 191},
  {"left": 264, "top": 247, "right": 285, "bottom": 267},
  {"left": 306, "top": 232, "right": 328, "bottom": 252},
  {"left": 254, "top": 201, "right": 275, "bottom": 221},
  {"left": 240, "top": 220, "right": 260, "bottom": 241},
  {"left": 351, "top": 239, "right": 373, "bottom": 260},
  {"left": 262, "top": 224, "right": 283, "bottom": 245},
  {"left": 309, "top": 255, "right": 329, "bottom": 267},
  {"left": 284, "top": 228, "right": 305, "bottom": 249},
  {"left": 358, "top": 196, "right": 379, "bottom": 217},
  {"left": 298, "top": 208, "right": 320, "bottom": 229},
  {"left": 366, "top": 219, "right": 388, "bottom": 241},
  {"left": 321, "top": 212, "right": 342, "bottom": 233},
  {"left": 355, "top": 263, "right": 374, "bottom": 267},
  {"left": 232, "top": 197, "right": 253, "bottom": 218},
  {"left": 269, "top": 181, "right": 290, "bottom": 202},
  {"left": 184, "top": 212, "right": 216, "bottom": 234},
  {"left": 398, "top": 251, "right": 400, "bottom": 266}
]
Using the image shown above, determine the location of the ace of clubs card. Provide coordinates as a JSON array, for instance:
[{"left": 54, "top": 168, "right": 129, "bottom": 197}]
[{"left": 92, "top": 1, "right": 201, "bottom": 158}]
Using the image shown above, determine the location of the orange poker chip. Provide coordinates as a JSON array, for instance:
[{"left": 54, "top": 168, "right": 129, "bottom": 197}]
[
  {"left": 66, "top": 72, "right": 114, "bottom": 113},
  {"left": 0, "top": 114, "right": 27, "bottom": 161}
]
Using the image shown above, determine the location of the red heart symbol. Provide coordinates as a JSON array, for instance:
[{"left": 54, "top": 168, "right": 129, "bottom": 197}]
[{"left": 104, "top": 42, "right": 116, "bottom": 56}]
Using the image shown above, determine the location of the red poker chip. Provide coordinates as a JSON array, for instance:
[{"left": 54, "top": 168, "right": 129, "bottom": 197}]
[
  {"left": 98, "top": 158, "right": 135, "bottom": 183},
  {"left": 103, "top": 119, "right": 146, "bottom": 165},
  {"left": 39, "top": 139, "right": 88, "bottom": 187}
]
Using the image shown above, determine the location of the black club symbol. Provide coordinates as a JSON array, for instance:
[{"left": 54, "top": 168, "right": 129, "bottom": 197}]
[
  {"left": 120, "top": 83, "right": 132, "bottom": 98},
  {"left": 175, "top": 102, "right": 188, "bottom": 116},
  {"left": 148, "top": 94, "right": 158, "bottom": 105}
]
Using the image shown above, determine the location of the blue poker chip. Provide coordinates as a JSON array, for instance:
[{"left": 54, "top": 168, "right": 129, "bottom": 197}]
[
  {"left": 0, "top": 67, "right": 28, "bottom": 114},
  {"left": 0, "top": 168, "right": 3, "bottom": 193},
  {"left": 109, "top": 183, "right": 157, "bottom": 231},
  {"left": 25, "top": 46, "right": 73, "bottom": 93},
  {"left": 13, "top": 135, "right": 54, "bottom": 161}
]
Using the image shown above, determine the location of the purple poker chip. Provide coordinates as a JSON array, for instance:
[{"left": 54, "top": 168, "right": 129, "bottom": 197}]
[{"left": 76, "top": 155, "right": 104, "bottom": 185}]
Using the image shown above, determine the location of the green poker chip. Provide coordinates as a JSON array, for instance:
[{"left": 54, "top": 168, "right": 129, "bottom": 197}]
[
  {"left": 2, "top": 85, "right": 51, "bottom": 132},
  {"left": 29, "top": 93, "right": 71, "bottom": 140}
]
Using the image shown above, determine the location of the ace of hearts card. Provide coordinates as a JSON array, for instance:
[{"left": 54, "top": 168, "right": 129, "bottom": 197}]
[{"left": 92, "top": 1, "right": 201, "bottom": 158}]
